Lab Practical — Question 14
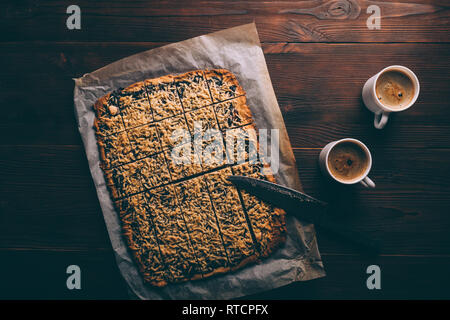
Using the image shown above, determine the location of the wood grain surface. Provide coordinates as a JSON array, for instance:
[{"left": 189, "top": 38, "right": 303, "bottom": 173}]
[{"left": 1, "top": 0, "right": 449, "bottom": 299}]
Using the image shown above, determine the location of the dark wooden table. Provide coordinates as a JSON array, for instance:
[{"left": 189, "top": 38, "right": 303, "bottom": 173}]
[{"left": 1, "top": 0, "right": 449, "bottom": 299}]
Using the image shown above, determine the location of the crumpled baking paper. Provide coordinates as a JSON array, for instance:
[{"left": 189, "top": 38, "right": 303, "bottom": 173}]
[{"left": 73, "top": 23, "right": 325, "bottom": 299}]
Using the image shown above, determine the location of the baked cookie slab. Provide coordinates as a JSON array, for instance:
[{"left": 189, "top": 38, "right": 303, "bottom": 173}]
[{"left": 94, "top": 69, "right": 287, "bottom": 287}]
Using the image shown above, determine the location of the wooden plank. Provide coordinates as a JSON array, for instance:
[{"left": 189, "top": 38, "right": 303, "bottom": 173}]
[
  {"left": 0, "top": 145, "right": 112, "bottom": 251},
  {"left": 1, "top": 145, "right": 449, "bottom": 255},
  {"left": 1, "top": 249, "right": 449, "bottom": 299},
  {"left": 294, "top": 148, "right": 450, "bottom": 206},
  {"left": 0, "top": 42, "right": 449, "bottom": 147},
  {"left": 1, "top": 0, "right": 448, "bottom": 301},
  {"left": 245, "top": 254, "right": 450, "bottom": 299},
  {"left": 2, "top": 0, "right": 449, "bottom": 42},
  {"left": 0, "top": 249, "right": 128, "bottom": 299},
  {"left": 265, "top": 42, "right": 450, "bottom": 149},
  {"left": 292, "top": 147, "right": 450, "bottom": 255}
]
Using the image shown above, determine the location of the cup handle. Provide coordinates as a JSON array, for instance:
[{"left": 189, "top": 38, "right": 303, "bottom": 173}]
[
  {"left": 360, "top": 176, "right": 376, "bottom": 188},
  {"left": 374, "top": 112, "right": 389, "bottom": 129}
]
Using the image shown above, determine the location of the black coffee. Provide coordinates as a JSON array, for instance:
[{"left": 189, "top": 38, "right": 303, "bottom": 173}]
[
  {"left": 376, "top": 70, "right": 415, "bottom": 110},
  {"left": 328, "top": 142, "right": 368, "bottom": 181}
]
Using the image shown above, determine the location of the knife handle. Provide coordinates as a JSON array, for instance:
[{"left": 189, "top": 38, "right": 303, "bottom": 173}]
[{"left": 316, "top": 218, "right": 381, "bottom": 254}]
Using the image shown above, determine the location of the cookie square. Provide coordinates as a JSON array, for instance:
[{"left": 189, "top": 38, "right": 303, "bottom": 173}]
[
  {"left": 93, "top": 93, "right": 125, "bottom": 136},
  {"left": 204, "top": 168, "right": 256, "bottom": 266},
  {"left": 156, "top": 114, "right": 190, "bottom": 149},
  {"left": 145, "top": 78, "right": 183, "bottom": 121},
  {"left": 139, "top": 153, "right": 171, "bottom": 189},
  {"left": 223, "top": 124, "right": 259, "bottom": 166},
  {"left": 185, "top": 105, "right": 219, "bottom": 134},
  {"left": 165, "top": 146, "right": 203, "bottom": 181},
  {"left": 116, "top": 193, "right": 169, "bottom": 286},
  {"left": 175, "top": 70, "right": 212, "bottom": 111},
  {"left": 128, "top": 124, "right": 161, "bottom": 159},
  {"left": 97, "top": 131, "right": 135, "bottom": 169},
  {"left": 105, "top": 161, "right": 144, "bottom": 199},
  {"left": 214, "top": 96, "right": 253, "bottom": 131},
  {"left": 204, "top": 69, "right": 245, "bottom": 103},
  {"left": 185, "top": 106, "right": 227, "bottom": 170},
  {"left": 146, "top": 186, "right": 201, "bottom": 281},
  {"left": 118, "top": 82, "right": 154, "bottom": 128}
]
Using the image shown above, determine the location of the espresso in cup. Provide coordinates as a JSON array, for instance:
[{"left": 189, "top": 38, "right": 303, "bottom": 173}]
[
  {"left": 319, "top": 138, "right": 375, "bottom": 188},
  {"left": 362, "top": 65, "right": 420, "bottom": 129},
  {"left": 375, "top": 69, "right": 415, "bottom": 110},
  {"left": 327, "top": 141, "right": 369, "bottom": 182}
]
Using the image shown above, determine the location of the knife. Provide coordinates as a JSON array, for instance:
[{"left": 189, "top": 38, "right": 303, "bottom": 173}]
[{"left": 228, "top": 175, "right": 381, "bottom": 254}]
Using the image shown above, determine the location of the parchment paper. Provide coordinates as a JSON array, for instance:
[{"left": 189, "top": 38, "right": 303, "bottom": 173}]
[{"left": 73, "top": 23, "right": 326, "bottom": 299}]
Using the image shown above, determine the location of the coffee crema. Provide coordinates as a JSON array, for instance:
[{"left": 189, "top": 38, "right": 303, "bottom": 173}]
[
  {"left": 375, "top": 70, "right": 415, "bottom": 109},
  {"left": 327, "top": 142, "right": 368, "bottom": 181}
]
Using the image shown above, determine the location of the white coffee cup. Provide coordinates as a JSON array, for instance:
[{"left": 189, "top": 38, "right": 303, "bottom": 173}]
[
  {"left": 362, "top": 65, "right": 420, "bottom": 129},
  {"left": 319, "top": 138, "right": 375, "bottom": 188}
]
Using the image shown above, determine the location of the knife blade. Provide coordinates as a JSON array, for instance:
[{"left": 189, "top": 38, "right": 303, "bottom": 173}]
[{"left": 228, "top": 175, "right": 381, "bottom": 253}]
